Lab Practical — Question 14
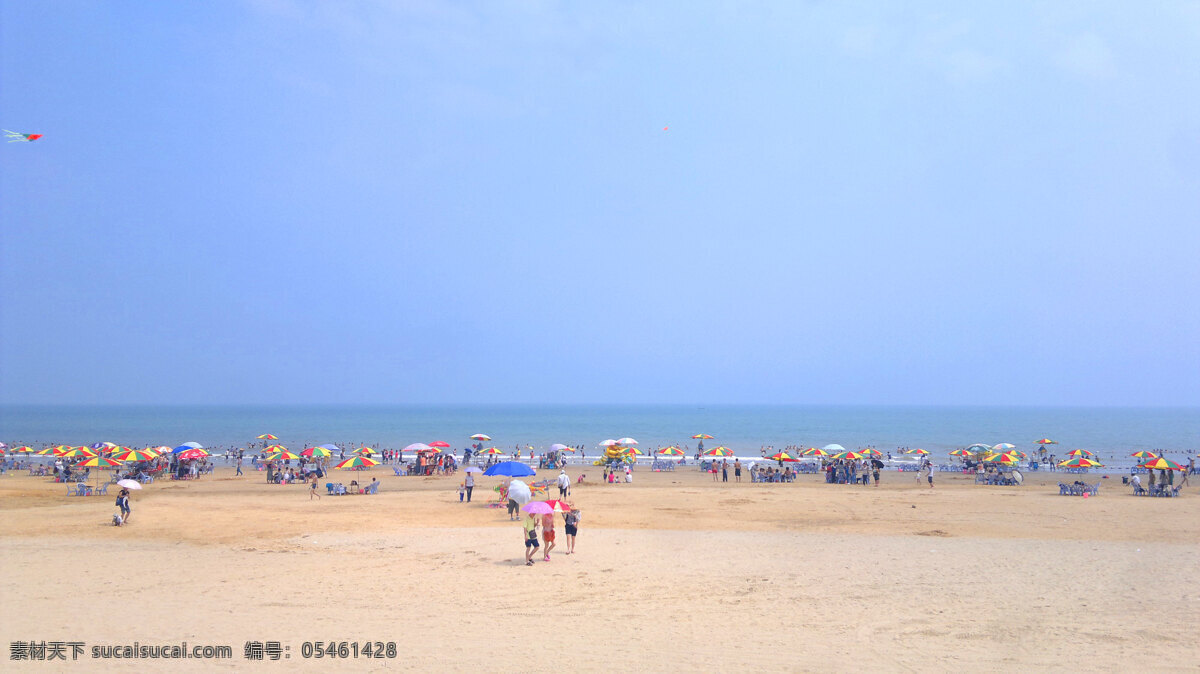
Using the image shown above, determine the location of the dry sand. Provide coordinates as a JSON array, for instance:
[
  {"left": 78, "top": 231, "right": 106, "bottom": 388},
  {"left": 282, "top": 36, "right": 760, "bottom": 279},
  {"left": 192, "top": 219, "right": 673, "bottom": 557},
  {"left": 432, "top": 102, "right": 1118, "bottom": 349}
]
[{"left": 1, "top": 465, "right": 1197, "bottom": 672}]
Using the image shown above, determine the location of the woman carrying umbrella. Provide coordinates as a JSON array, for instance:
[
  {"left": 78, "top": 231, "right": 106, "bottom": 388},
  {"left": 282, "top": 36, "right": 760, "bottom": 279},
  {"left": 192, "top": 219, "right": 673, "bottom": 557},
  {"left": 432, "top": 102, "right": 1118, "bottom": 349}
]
[{"left": 563, "top": 505, "right": 580, "bottom": 555}]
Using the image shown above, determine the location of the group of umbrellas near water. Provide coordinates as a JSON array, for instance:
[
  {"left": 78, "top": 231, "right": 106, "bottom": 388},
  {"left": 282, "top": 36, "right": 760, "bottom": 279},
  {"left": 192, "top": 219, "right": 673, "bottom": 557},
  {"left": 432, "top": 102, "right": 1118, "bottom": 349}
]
[{"left": 4, "top": 434, "right": 1191, "bottom": 473}]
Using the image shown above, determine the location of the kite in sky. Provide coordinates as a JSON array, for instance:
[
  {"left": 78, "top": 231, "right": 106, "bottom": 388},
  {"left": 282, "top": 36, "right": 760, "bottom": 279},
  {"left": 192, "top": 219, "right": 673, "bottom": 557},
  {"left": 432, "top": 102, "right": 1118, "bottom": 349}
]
[{"left": 5, "top": 130, "right": 43, "bottom": 142}]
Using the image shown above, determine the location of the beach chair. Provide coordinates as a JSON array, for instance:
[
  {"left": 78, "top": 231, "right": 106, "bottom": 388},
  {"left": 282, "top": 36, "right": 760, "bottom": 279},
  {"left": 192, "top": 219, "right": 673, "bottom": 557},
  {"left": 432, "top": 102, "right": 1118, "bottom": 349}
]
[
  {"left": 1169, "top": 486, "right": 1182, "bottom": 498},
  {"left": 1086, "top": 483, "right": 1099, "bottom": 497},
  {"left": 392, "top": 467, "right": 404, "bottom": 477},
  {"left": 1058, "top": 483, "right": 1070, "bottom": 495},
  {"left": 94, "top": 483, "right": 109, "bottom": 496},
  {"left": 365, "top": 482, "right": 379, "bottom": 495},
  {"left": 325, "top": 483, "right": 335, "bottom": 495}
]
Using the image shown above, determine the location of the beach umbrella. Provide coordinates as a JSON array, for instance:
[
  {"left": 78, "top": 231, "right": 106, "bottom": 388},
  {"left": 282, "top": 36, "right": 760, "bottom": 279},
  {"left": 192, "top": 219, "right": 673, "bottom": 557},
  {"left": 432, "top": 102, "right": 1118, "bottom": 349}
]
[
  {"left": 428, "top": 441, "right": 451, "bottom": 449},
  {"left": 949, "top": 449, "right": 971, "bottom": 457},
  {"left": 507, "top": 479, "right": 532, "bottom": 505},
  {"left": 702, "top": 447, "right": 735, "bottom": 457},
  {"left": 334, "top": 456, "right": 380, "bottom": 469},
  {"left": 483, "top": 461, "right": 536, "bottom": 477},
  {"left": 318, "top": 444, "right": 340, "bottom": 451},
  {"left": 177, "top": 448, "right": 209, "bottom": 460},
  {"left": 521, "top": 501, "right": 554, "bottom": 515},
  {"left": 657, "top": 447, "right": 685, "bottom": 456},
  {"left": 992, "top": 443, "right": 1016, "bottom": 451},
  {"left": 90, "top": 442, "right": 117, "bottom": 450},
  {"left": 12, "top": 446, "right": 35, "bottom": 454},
  {"left": 1066, "top": 449, "right": 1095, "bottom": 457},
  {"left": 691, "top": 434, "right": 715, "bottom": 440},
  {"left": 266, "top": 450, "right": 301, "bottom": 461},
  {"left": 403, "top": 443, "right": 432, "bottom": 452},
  {"left": 1138, "top": 457, "right": 1184, "bottom": 471},
  {"left": 146, "top": 446, "right": 171, "bottom": 454},
  {"left": 463, "top": 466, "right": 483, "bottom": 473},
  {"left": 256, "top": 434, "right": 279, "bottom": 440},
  {"left": 549, "top": 443, "right": 571, "bottom": 452},
  {"left": 860, "top": 448, "right": 882, "bottom": 457},
  {"left": 832, "top": 451, "right": 865, "bottom": 461},
  {"left": 301, "top": 447, "right": 332, "bottom": 458},
  {"left": 616, "top": 437, "right": 638, "bottom": 446},
  {"left": 905, "top": 449, "right": 930, "bottom": 455},
  {"left": 598, "top": 439, "right": 619, "bottom": 447},
  {"left": 480, "top": 447, "right": 506, "bottom": 455},
  {"left": 37, "top": 446, "right": 63, "bottom": 455},
  {"left": 1036, "top": 439, "right": 1057, "bottom": 445},
  {"left": 965, "top": 444, "right": 993, "bottom": 453},
  {"left": 470, "top": 434, "right": 491, "bottom": 441},
  {"left": 621, "top": 446, "right": 645, "bottom": 455},
  {"left": 112, "top": 449, "right": 156, "bottom": 462},
  {"left": 802, "top": 447, "right": 828, "bottom": 457},
  {"left": 263, "top": 444, "right": 287, "bottom": 453},
  {"left": 58, "top": 447, "right": 96, "bottom": 458},
  {"left": 116, "top": 479, "right": 142, "bottom": 490},
  {"left": 1130, "top": 451, "right": 1158, "bottom": 459},
  {"left": 77, "top": 456, "right": 120, "bottom": 469},
  {"left": 354, "top": 447, "right": 377, "bottom": 456},
  {"left": 822, "top": 444, "right": 846, "bottom": 452},
  {"left": 768, "top": 452, "right": 799, "bottom": 462},
  {"left": 1010, "top": 450, "right": 1028, "bottom": 458},
  {"left": 543, "top": 499, "right": 572, "bottom": 512},
  {"left": 984, "top": 452, "right": 1019, "bottom": 464},
  {"left": 1058, "top": 457, "right": 1103, "bottom": 468}
]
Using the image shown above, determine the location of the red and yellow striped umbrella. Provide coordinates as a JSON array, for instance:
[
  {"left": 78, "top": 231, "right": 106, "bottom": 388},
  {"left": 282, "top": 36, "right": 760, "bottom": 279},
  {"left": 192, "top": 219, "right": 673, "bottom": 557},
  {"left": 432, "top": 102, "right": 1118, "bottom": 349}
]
[
  {"left": 1058, "top": 457, "right": 1103, "bottom": 468},
  {"left": 802, "top": 447, "right": 828, "bottom": 457},
  {"left": 354, "top": 447, "right": 377, "bottom": 456},
  {"left": 860, "top": 448, "right": 882, "bottom": 457},
  {"left": 335, "top": 456, "right": 379, "bottom": 469},
  {"left": 657, "top": 447, "right": 685, "bottom": 456},
  {"left": 266, "top": 451, "right": 301, "bottom": 461},
  {"left": 76, "top": 456, "right": 121, "bottom": 468},
  {"left": 301, "top": 447, "right": 332, "bottom": 458},
  {"left": 767, "top": 452, "right": 799, "bottom": 462},
  {"left": 263, "top": 444, "right": 287, "bottom": 453},
  {"left": 1130, "top": 451, "right": 1157, "bottom": 459},
  {"left": 702, "top": 447, "right": 735, "bottom": 457},
  {"left": 949, "top": 449, "right": 971, "bottom": 457},
  {"left": 1066, "top": 449, "right": 1095, "bottom": 457},
  {"left": 691, "top": 434, "right": 715, "bottom": 440},
  {"left": 621, "top": 446, "right": 644, "bottom": 455},
  {"left": 176, "top": 448, "right": 209, "bottom": 460},
  {"left": 480, "top": 447, "right": 506, "bottom": 455},
  {"left": 37, "top": 446, "right": 64, "bottom": 455},
  {"left": 1036, "top": 439, "right": 1057, "bottom": 445},
  {"left": 112, "top": 449, "right": 157, "bottom": 462},
  {"left": 832, "top": 451, "right": 865, "bottom": 461},
  {"left": 983, "top": 452, "right": 1020, "bottom": 464},
  {"left": 12, "top": 446, "right": 35, "bottom": 453},
  {"left": 905, "top": 448, "right": 929, "bottom": 455},
  {"left": 1138, "top": 457, "right": 1184, "bottom": 471},
  {"left": 58, "top": 447, "right": 97, "bottom": 458},
  {"left": 257, "top": 434, "right": 279, "bottom": 440}
]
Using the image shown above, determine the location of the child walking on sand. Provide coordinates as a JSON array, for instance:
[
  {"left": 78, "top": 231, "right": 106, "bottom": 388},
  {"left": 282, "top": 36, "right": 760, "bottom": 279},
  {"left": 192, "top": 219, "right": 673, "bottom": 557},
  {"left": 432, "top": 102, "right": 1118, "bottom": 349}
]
[{"left": 523, "top": 513, "right": 540, "bottom": 566}]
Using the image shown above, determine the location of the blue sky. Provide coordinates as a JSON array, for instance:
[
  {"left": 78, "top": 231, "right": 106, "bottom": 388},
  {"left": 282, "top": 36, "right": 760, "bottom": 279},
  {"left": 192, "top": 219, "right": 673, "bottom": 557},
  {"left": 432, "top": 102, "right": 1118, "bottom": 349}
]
[{"left": 2, "top": 1, "right": 1198, "bottom": 405}]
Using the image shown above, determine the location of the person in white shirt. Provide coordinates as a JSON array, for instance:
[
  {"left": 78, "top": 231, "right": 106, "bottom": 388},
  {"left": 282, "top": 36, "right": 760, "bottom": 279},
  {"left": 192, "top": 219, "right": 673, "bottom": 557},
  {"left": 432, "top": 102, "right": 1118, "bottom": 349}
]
[{"left": 556, "top": 470, "right": 570, "bottom": 498}]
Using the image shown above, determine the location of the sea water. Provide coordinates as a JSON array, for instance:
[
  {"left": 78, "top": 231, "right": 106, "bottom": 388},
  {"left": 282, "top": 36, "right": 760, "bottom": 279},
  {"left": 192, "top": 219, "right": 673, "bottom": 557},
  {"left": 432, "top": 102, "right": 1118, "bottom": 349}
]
[{"left": 1, "top": 405, "right": 1196, "bottom": 469}]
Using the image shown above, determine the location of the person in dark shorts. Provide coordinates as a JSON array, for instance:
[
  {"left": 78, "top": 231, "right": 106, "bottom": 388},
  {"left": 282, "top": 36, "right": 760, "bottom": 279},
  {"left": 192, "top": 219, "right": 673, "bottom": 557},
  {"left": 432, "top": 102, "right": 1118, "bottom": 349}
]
[
  {"left": 563, "top": 507, "right": 580, "bottom": 554},
  {"left": 523, "top": 514, "right": 540, "bottom": 566},
  {"left": 116, "top": 488, "right": 131, "bottom": 523},
  {"left": 734, "top": 459, "right": 742, "bottom": 483},
  {"left": 871, "top": 457, "right": 883, "bottom": 487}
]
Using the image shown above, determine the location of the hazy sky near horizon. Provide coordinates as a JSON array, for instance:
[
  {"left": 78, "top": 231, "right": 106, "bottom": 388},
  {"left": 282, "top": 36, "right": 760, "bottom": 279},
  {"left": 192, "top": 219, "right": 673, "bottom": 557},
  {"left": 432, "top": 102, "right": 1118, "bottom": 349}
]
[{"left": 2, "top": 1, "right": 1198, "bottom": 406}]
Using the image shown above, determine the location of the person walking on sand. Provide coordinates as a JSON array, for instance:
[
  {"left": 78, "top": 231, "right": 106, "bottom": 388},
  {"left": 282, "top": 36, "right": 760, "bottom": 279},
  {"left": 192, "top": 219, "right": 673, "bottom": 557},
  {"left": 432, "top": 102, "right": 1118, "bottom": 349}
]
[
  {"left": 464, "top": 471, "right": 475, "bottom": 502},
  {"left": 235, "top": 455, "right": 243, "bottom": 476},
  {"left": 924, "top": 460, "right": 934, "bottom": 489},
  {"left": 310, "top": 475, "right": 321, "bottom": 500},
  {"left": 523, "top": 513, "right": 540, "bottom": 566},
  {"left": 557, "top": 469, "right": 570, "bottom": 498},
  {"left": 563, "top": 506, "right": 580, "bottom": 554},
  {"left": 116, "top": 488, "right": 131, "bottom": 523},
  {"left": 542, "top": 512, "right": 556, "bottom": 561}
]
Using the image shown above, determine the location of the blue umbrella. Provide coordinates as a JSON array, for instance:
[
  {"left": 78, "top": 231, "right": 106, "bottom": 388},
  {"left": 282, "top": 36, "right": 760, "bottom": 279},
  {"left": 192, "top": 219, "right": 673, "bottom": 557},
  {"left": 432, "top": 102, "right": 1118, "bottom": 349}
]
[
  {"left": 483, "top": 461, "right": 535, "bottom": 477},
  {"left": 172, "top": 442, "right": 204, "bottom": 453},
  {"left": 319, "top": 444, "right": 340, "bottom": 451}
]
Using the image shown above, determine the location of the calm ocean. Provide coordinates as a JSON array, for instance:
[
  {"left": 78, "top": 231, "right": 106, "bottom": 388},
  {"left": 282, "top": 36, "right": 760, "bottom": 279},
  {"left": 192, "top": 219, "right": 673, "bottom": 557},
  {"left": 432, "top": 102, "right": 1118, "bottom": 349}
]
[{"left": 1, "top": 405, "right": 1196, "bottom": 468}]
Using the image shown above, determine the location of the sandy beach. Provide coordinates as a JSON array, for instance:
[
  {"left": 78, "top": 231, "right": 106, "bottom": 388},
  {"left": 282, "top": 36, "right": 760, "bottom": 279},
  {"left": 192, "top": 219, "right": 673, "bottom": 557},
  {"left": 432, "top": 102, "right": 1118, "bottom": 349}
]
[{"left": 2, "top": 465, "right": 1197, "bottom": 672}]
